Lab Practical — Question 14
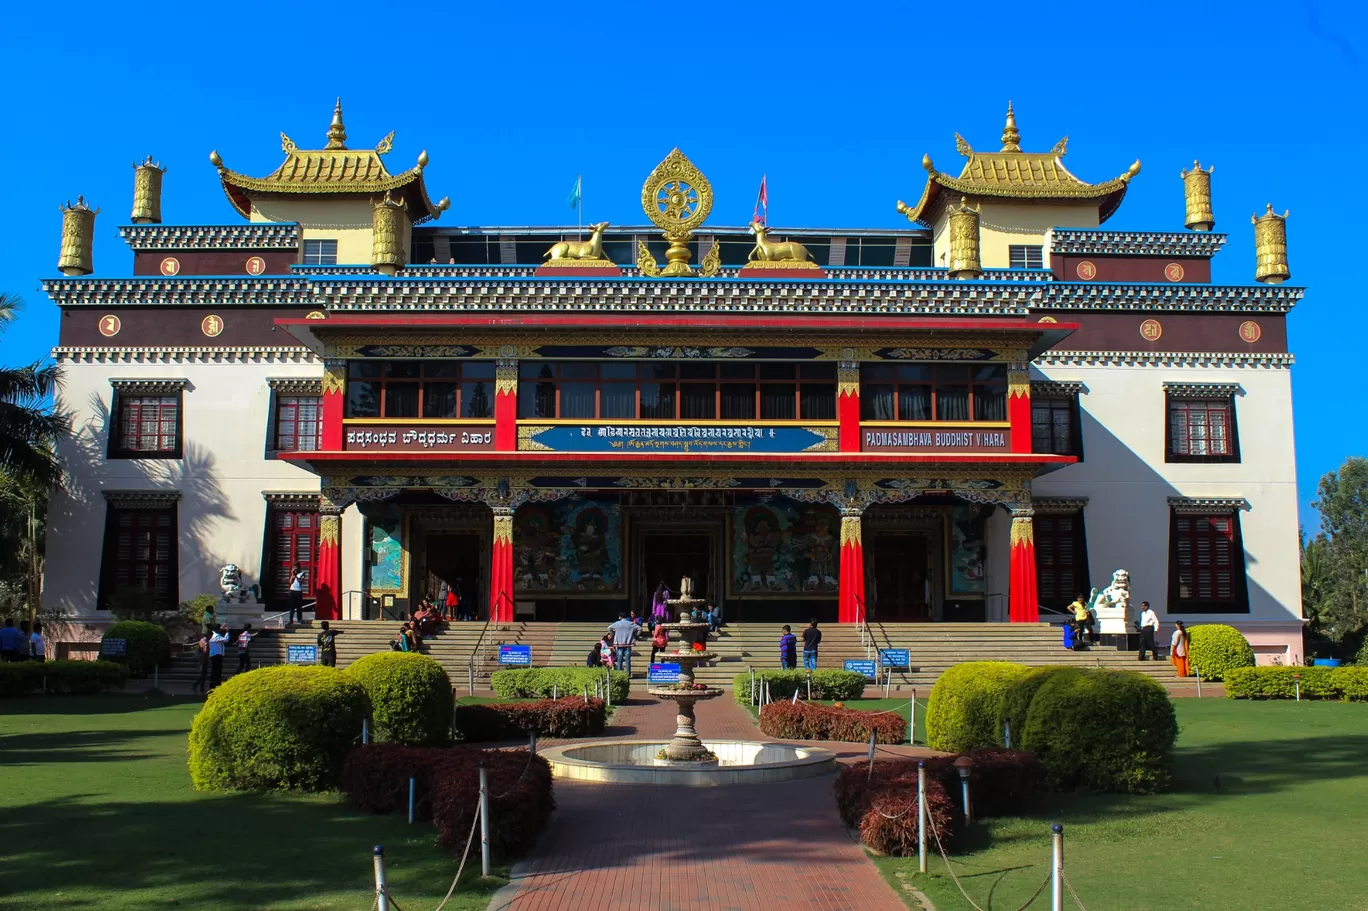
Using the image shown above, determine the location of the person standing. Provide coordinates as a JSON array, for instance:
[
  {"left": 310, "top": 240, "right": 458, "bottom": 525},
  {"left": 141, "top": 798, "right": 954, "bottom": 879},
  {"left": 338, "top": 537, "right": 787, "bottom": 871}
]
[
  {"left": 28, "top": 621, "right": 46, "bottom": 663},
  {"left": 235, "top": 623, "right": 257, "bottom": 674},
  {"left": 801, "top": 619, "right": 822, "bottom": 672},
  {"left": 0, "top": 618, "right": 24, "bottom": 662},
  {"left": 1137, "top": 601, "right": 1160, "bottom": 661},
  {"left": 779, "top": 625, "right": 798, "bottom": 670},
  {"left": 288, "top": 563, "right": 306, "bottom": 624},
  {"left": 650, "top": 622, "right": 669, "bottom": 667},
  {"left": 1070, "top": 593, "right": 1095, "bottom": 643},
  {"left": 650, "top": 581, "right": 670, "bottom": 627},
  {"left": 609, "top": 611, "right": 638, "bottom": 682},
  {"left": 200, "top": 603, "right": 217, "bottom": 638},
  {"left": 209, "top": 624, "right": 230, "bottom": 688},
  {"left": 1170, "top": 620, "right": 1190, "bottom": 677},
  {"left": 316, "top": 621, "right": 342, "bottom": 667},
  {"left": 191, "top": 633, "right": 210, "bottom": 694}
]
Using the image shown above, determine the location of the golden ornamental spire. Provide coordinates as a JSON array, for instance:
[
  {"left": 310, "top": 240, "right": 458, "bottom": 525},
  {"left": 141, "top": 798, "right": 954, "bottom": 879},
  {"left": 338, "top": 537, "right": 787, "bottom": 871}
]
[
  {"left": 371, "top": 191, "right": 408, "bottom": 276},
  {"left": 58, "top": 196, "right": 99, "bottom": 276},
  {"left": 1181, "top": 160, "right": 1215, "bottom": 231},
  {"left": 326, "top": 98, "right": 348, "bottom": 150},
  {"left": 1000, "top": 101, "right": 1021, "bottom": 152},
  {"left": 131, "top": 155, "right": 166, "bottom": 224},
  {"left": 946, "top": 196, "right": 982, "bottom": 279},
  {"left": 638, "top": 149, "right": 714, "bottom": 278},
  {"left": 1252, "top": 203, "right": 1290, "bottom": 284}
]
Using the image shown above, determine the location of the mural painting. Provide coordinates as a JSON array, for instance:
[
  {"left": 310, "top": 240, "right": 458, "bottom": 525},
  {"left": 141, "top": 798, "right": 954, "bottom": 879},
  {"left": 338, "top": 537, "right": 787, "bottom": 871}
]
[
  {"left": 368, "top": 512, "right": 406, "bottom": 594},
  {"left": 513, "top": 499, "right": 623, "bottom": 594},
  {"left": 948, "top": 503, "right": 992, "bottom": 596},
  {"left": 729, "top": 500, "right": 840, "bottom": 596}
]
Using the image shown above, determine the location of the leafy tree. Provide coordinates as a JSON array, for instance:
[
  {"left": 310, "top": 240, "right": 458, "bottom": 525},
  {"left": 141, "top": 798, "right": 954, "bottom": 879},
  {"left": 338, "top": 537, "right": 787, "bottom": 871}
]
[
  {"left": 0, "top": 294, "right": 68, "bottom": 486},
  {"left": 1310, "top": 457, "right": 1368, "bottom": 652}
]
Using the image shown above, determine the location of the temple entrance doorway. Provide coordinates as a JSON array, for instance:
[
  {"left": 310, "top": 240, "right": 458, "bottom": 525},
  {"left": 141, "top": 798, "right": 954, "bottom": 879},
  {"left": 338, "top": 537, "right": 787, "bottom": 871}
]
[
  {"left": 635, "top": 525, "right": 719, "bottom": 615},
  {"left": 869, "top": 533, "right": 934, "bottom": 621},
  {"left": 423, "top": 532, "right": 483, "bottom": 619}
]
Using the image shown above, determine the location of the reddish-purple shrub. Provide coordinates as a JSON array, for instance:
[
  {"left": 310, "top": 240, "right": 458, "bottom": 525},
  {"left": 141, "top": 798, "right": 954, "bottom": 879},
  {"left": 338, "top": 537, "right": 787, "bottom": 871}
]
[
  {"left": 455, "top": 697, "right": 607, "bottom": 742},
  {"left": 760, "top": 701, "right": 907, "bottom": 744},
  {"left": 835, "top": 761, "right": 959, "bottom": 855},
  {"left": 922, "top": 747, "right": 1044, "bottom": 818}
]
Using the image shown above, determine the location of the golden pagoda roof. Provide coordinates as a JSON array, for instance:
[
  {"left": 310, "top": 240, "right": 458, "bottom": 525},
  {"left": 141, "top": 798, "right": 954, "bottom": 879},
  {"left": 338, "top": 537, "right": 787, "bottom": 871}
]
[
  {"left": 897, "top": 103, "right": 1140, "bottom": 227},
  {"left": 210, "top": 99, "right": 450, "bottom": 223}
]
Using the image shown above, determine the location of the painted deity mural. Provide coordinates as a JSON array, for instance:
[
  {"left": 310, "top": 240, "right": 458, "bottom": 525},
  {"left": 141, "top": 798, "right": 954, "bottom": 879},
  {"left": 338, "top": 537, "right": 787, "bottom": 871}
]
[
  {"left": 730, "top": 500, "right": 840, "bottom": 596},
  {"left": 948, "top": 503, "right": 992, "bottom": 595},
  {"left": 513, "top": 499, "right": 623, "bottom": 594},
  {"left": 368, "top": 512, "right": 406, "bottom": 594}
]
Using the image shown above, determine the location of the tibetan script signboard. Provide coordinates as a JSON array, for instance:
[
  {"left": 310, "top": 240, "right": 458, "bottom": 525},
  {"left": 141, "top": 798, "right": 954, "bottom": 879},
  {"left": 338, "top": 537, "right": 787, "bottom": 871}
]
[
  {"left": 523, "top": 424, "right": 837, "bottom": 454},
  {"left": 343, "top": 425, "right": 496, "bottom": 452},
  {"left": 861, "top": 427, "right": 1009, "bottom": 453}
]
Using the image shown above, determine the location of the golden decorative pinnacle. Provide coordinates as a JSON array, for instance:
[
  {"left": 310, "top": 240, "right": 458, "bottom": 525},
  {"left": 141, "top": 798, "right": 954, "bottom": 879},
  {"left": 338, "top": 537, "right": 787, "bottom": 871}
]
[
  {"left": 1181, "top": 159, "right": 1216, "bottom": 231},
  {"left": 1000, "top": 101, "right": 1021, "bottom": 152},
  {"left": 326, "top": 98, "right": 347, "bottom": 150},
  {"left": 131, "top": 155, "right": 166, "bottom": 224},
  {"left": 1252, "top": 203, "right": 1290, "bottom": 284},
  {"left": 58, "top": 195, "right": 99, "bottom": 276},
  {"left": 640, "top": 149, "right": 714, "bottom": 278}
]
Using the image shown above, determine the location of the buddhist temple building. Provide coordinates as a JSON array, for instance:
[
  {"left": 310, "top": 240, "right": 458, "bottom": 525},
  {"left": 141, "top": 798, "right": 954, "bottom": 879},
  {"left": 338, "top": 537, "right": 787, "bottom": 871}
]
[{"left": 41, "top": 101, "right": 1305, "bottom": 665}]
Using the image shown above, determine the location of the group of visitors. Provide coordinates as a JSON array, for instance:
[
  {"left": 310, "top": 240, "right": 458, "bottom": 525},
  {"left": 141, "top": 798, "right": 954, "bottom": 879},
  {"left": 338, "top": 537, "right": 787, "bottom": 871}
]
[
  {"left": 192, "top": 604, "right": 266, "bottom": 693},
  {"left": 391, "top": 620, "right": 422, "bottom": 653},
  {"left": 1059, "top": 593, "right": 1191, "bottom": 677},
  {"left": 436, "top": 579, "right": 477, "bottom": 621},
  {"left": 777, "top": 619, "right": 822, "bottom": 670},
  {"left": 0, "top": 617, "right": 45, "bottom": 662}
]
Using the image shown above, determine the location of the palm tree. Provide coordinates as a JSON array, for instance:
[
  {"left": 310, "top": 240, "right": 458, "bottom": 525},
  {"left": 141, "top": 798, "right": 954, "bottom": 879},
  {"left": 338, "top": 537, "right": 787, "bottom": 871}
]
[{"left": 0, "top": 293, "right": 67, "bottom": 486}]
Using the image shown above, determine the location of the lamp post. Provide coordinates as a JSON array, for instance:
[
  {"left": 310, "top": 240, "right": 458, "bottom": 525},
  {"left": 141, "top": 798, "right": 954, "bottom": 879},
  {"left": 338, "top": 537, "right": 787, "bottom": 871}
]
[{"left": 953, "top": 755, "right": 975, "bottom": 824}]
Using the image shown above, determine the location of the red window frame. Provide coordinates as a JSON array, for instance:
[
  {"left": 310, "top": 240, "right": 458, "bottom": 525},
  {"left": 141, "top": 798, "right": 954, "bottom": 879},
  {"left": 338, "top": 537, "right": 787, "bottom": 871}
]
[
  {"left": 276, "top": 395, "right": 323, "bottom": 452},
  {"left": 1168, "top": 398, "right": 1236, "bottom": 461},
  {"left": 1034, "top": 511, "right": 1089, "bottom": 610},
  {"left": 270, "top": 509, "right": 320, "bottom": 599},
  {"left": 116, "top": 394, "right": 180, "bottom": 457},
  {"left": 102, "top": 506, "right": 177, "bottom": 608},
  {"left": 1169, "top": 512, "right": 1248, "bottom": 612},
  {"left": 859, "top": 364, "right": 1008, "bottom": 422}
]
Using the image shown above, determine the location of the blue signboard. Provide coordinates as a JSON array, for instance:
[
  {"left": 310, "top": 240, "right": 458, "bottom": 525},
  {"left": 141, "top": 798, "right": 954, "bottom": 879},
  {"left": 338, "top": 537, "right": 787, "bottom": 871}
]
[
  {"left": 100, "top": 638, "right": 127, "bottom": 657},
  {"left": 526, "top": 424, "right": 832, "bottom": 454},
  {"left": 649, "top": 663, "right": 682, "bottom": 684},
  {"left": 880, "top": 649, "right": 911, "bottom": 669},
  {"left": 845, "top": 659, "right": 877, "bottom": 680},
  {"left": 287, "top": 645, "right": 317, "bottom": 664},
  {"left": 499, "top": 645, "right": 532, "bottom": 666}
]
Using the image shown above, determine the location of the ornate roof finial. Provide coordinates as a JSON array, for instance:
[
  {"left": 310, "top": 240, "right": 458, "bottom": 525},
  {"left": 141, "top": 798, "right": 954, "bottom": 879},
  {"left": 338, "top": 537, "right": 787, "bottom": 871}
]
[
  {"left": 326, "top": 98, "right": 348, "bottom": 150},
  {"left": 1001, "top": 101, "right": 1021, "bottom": 152}
]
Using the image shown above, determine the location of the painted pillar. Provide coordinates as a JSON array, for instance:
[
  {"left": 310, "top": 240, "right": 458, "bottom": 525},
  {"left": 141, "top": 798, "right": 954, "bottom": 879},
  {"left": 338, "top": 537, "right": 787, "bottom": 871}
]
[
  {"left": 1008, "top": 507, "right": 1039, "bottom": 623},
  {"left": 838, "top": 359, "right": 861, "bottom": 452},
  {"left": 489, "top": 506, "right": 516, "bottom": 623},
  {"left": 321, "top": 360, "right": 345, "bottom": 451},
  {"left": 315, "top": 504, "right": 343, "bottom": 621},
  {"left": 838, "top": 508, "right": 866, "bottom": 624},
  {"left": 1008, "top": 364, "right": 1032, "bottom": 453},
  {"left": 494, "top": 358, "right": 518, "bottom": 451}
]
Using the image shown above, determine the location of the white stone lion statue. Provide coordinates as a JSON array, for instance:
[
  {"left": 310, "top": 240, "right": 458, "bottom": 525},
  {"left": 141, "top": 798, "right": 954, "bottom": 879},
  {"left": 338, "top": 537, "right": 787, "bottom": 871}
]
[
  {"left": 219, "top": 565, "right": 260, "bottom": 604},
  {"left": 1092, "top": 569, "right": 1131, "bottom": 635}
]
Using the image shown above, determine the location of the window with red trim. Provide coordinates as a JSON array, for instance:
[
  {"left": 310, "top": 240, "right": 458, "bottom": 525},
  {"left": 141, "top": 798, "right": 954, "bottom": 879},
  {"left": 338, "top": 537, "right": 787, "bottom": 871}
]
[
  {"left": 269, "top": 510, "right": 319, "bottom": 598},
  {"left": 1167, "top": 397, "right": 1238, "bottom": 462},
  {"left": 115, "top": 394, "right": 180, "bottom": 457},
  {"left": 100, "top": 506, "right": 177, "bottom": 609},
  {"left": 1034, "top": 511, "right": 1089, "bottom": 610},
  {"left": 276, "top": 396, "right": 323, "bottom": 451},
  {"left": 1169, "top": 511, "right": 1249, "bottom": 612}
]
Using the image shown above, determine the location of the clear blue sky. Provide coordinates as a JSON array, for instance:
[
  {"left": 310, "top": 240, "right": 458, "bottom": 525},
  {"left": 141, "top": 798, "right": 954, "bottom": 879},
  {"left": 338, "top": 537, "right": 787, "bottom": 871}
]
[{"left": 0, "top": 1, "right": 1362, "bottom": 527}]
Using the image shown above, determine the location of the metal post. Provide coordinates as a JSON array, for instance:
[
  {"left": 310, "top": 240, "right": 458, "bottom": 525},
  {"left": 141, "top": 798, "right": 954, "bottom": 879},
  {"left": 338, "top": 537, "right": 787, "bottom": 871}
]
[
  {"left": 1003, "top": 720, "right": 1011, "bottom": 750},
  {"left": 478, "top": 767, "right": 492, "bottom": 878},
  {"left": 553, "top": 683, "right": 558, "bottom": 700},
  {"left": 583, "top": 685, "right": 589, "bottom": 704},
  {"left": 468, "top": 659, "right": 475, "bottom": 697},
  {"left": 961, "top": 776, "right": 971, "bottom": 824},
  {"left": 917, "top": 761, "right": 928, "bottom": 874},
  {"left": 362, "top": 717, "right": 370, "bottom": 745},
  {"left": 807, "top": 676, "right": 811, "bottom": 701},
  {"left": 529, "top": 730, "right": 537, "bottom": 756},
  {"left": 373, "top": 845, "right": 389, "bottom": 911},
  {"left": 408, "top": 777, "right": 415, "bottom": 824},
  {"left": 605, "top": 671, "right": 612, "bottom": 708},
  {"left": 866, "top": 729, "right": 876, "bottom": 772},
  {"left": 1295, "top": 679, "right": 1301, "bottom": 702},
  {"left": 1194, "top": 665, "right": 1202, "bottom": 698},
  {"left": 909, "top": 690, "right": 916, "bottom": 745},
  {"left": 884, "top": 667, "right": 891, "bottom": 699},
  {"left": 1051, "top": 824, "right": 1064, "bottom": 911},
  {"left": 750, "top": 668, "right": 755, "bottom": 706},
  {"left": 791, "top": 687, "right": 798, "bottom": 705}
]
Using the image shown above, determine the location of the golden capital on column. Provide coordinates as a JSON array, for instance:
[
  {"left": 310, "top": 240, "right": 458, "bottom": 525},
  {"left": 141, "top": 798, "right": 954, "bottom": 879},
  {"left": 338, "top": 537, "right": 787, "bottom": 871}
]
[
  {"left": 492, "top": 508, "right": 514, "bottom": 544},
  {"left": 1008, "top": 367, "right": 1030, "bottom": 398},
  {"left": 840, "top": 511, "right": 863, "bottom": 548},
  {"left": 323, "top": 360, "right": 346, "bottom": 395},
  {"left": 837, "top": 360, "right": 860, "bottom": 397},
  {"left": 495, "top": 359, "right": 518, "bottom": 395},
  {"left": 319, "top": 512, "right": 341, "bottom": 547},
  {"left": 1009, "top": 510, "right": 1034, "bottom": 547},
  {"left": 1180, "top": 160, "right": 1215, "bottom": 231}
]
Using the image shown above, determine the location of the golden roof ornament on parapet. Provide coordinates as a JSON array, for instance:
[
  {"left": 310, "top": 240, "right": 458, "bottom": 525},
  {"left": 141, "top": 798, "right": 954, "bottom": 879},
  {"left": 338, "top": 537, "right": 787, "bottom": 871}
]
[
  {"left": 896, "top": 102, "right": 1142, "bottom": 227},
  {"left": 637, "top": 149, "right": 721, "bottom": 278},
  {"left": 209, "top": 99, "right": 451, "bottom": 223}
]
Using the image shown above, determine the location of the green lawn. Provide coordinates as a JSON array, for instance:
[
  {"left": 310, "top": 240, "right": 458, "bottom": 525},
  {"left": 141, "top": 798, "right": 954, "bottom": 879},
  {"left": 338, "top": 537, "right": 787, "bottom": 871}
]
[
  {"left": 0, "top": 696, "right": 506, "bottom": 911},
  {"left": 877, "top": 700, "right": 1368, "bottom": 911}
]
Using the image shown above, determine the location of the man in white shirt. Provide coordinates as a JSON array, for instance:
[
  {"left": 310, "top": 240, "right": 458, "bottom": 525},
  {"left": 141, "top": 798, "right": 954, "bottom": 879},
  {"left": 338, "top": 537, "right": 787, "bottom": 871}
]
[
  {"left": 29, "top": 620, "right": 46, "bottom": 663},
  {"left": 209, "top": 624, "right": 230, "bottom": 688},
  {"left": 607, "top": 612, "right": 639, "bottom": 683},
  {"left": 1137, "top": 601, "right": 1160, "bottom": 662}
]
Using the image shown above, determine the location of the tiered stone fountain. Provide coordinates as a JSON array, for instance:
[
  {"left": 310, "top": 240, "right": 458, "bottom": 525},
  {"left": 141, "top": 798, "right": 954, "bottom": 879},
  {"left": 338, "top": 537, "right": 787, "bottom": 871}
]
[{"left": 647, "top": 575, "right": 724, "bottom": 763}]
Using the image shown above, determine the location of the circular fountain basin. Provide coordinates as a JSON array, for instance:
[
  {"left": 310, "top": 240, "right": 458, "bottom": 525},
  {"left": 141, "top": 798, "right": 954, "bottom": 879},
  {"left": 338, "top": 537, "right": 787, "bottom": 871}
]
[
  {"left": 648, "top": 686, "right": 725, "bottom": 700},
  {"left": 541, "top": 739, "right": 837, "bottom": 786}
]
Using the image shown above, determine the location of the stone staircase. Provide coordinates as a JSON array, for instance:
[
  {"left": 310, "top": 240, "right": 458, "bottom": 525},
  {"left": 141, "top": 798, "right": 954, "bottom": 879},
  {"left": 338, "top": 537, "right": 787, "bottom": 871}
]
[{"left": 163, "top": 619, "right": 1177, "bottom": 691}]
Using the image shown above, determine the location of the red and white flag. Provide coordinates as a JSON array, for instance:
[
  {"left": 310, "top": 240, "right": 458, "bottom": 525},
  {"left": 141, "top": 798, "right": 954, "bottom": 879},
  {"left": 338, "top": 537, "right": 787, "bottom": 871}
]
[{"left": 753, "top": 174, "right": 768, "bottom": 225}]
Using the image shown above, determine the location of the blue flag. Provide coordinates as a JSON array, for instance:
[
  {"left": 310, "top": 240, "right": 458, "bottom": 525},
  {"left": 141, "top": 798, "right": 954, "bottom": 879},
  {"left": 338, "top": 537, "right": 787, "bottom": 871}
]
[{"left": 567, "top": 175, "right": 581, "bottom": 210}]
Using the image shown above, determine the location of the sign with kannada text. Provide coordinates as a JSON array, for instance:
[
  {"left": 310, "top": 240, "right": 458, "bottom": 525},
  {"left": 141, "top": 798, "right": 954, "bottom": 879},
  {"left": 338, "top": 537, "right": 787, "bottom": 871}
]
[
  {"left": 524, "top": 424, "right": 835, "bottom": 454},
  {"left": 100, "top": 638, "right": 127, "bottom": 657},
  {"left": 844, "top": 659, "right": 877, "bottom": 680},
  {"left": 287, "top": 645, "right": 318, "bottom": 664},
  {"left": 648, "top": 663, "right": 682, "bottom": 684},
  {"left": 879, "top": 649, "right": 911, "bottom": 669},
  {"left": 862, "top": 428, "right": 1009, "bottom": 453},
  {"left": 344, "top": 425, "right": 496, "bottom": 452},
  {"left": 499, "top": 644, "right": 532, "bottom": 666}
]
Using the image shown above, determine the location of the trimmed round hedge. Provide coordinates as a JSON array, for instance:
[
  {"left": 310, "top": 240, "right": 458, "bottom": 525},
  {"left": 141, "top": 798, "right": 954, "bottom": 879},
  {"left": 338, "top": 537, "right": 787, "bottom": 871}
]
[
  {"left": 926, "top": 661, "right": 1027, "bottom": 753},
  {"left": 345, "top": 652, "right": 453, "bottom": 746},
  {"left": 1187, "top": 624, "right": 1254, "bottom": 681},
  {"left": 189, "top": 665, "right": 370, "bottom": 791},
  {"left": 1019, "top": 668, "right": 1177, "bottom": 794},
  {"left": 101, "top": 621, "right": 171, "bottom": 678},
  {"left": 997, "top": 666, "right": 1088, "bottom": 748}
]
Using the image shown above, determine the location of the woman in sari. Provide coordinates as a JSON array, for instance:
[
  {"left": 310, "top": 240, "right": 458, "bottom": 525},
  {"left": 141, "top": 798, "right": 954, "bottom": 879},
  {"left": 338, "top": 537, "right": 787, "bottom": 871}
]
[
  {"left": 1170, "top": 620, "right": 1190, "bottom": 677},
  {"left": 650, "top": 581, "right": 671, "bottom": 627}
]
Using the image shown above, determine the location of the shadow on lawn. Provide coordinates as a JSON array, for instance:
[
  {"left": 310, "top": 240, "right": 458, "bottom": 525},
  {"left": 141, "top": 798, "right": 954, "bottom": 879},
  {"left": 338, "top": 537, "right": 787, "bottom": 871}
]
[
  {"left": 0, "top": 793, "right": 427, "bottom": 911},
  {"left": 1171, "top": 733, "right": 1368, "bottom": 794},
  {"left": 0, "top": 728, "right": 182, "bottom": 766}
]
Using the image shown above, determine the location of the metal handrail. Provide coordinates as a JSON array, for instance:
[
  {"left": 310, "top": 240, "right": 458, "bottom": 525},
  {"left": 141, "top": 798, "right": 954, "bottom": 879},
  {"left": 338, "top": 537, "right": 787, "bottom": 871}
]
[{"left": 469, "top": 591, "right": 513, "bottom": 670}]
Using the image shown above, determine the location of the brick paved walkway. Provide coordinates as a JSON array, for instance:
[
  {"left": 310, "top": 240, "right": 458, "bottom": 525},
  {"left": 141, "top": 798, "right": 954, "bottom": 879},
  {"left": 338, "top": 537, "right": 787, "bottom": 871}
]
[{"left": 491, "top": 696, "right": 908, "bottom": 911}]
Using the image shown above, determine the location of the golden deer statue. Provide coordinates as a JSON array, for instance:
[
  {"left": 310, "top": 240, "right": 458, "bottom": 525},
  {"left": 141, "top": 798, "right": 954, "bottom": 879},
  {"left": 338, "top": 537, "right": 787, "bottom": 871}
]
[
  {"left": 545, "top": 221, "right": 611, "bottom": 261},
  {"left": 748, "top": 219, "right": 812, "bottom": 263}
]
